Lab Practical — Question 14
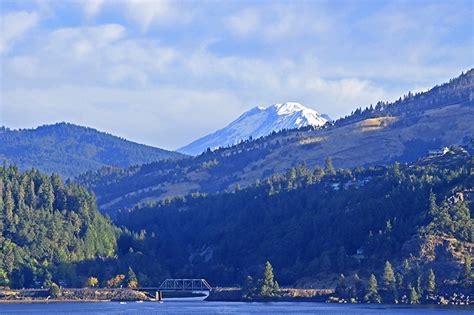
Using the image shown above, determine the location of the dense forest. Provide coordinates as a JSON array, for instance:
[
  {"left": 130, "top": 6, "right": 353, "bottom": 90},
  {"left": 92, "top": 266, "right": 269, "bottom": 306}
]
[
  {"left": 0, "top": 164, "right": 116, "bottom": 288},
  {"left": 115, "top": 147, "right": 473, "bottom": 291},
  {"left": 0, "top": 123, "right": 184, "bottom": 178},
  {"left": 0, "top": 145, "right": 472, "bottom": 304}
]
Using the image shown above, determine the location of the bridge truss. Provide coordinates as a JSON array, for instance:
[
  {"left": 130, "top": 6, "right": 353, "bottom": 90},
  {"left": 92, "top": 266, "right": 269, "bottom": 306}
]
[{"left": 158, "top": 279, "right": 212, "bottom": 291}]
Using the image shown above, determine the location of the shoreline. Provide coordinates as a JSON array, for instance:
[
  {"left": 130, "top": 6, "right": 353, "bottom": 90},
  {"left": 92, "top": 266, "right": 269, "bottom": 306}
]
[
  {"left": 0, "top": 299, "right": 112, "bottom": 304},
  {"left": 1, "top": 299, "right": 473, "bottom": 309},
  {"left": 2, "top": 287, "right": 472, "bottom": 306}
]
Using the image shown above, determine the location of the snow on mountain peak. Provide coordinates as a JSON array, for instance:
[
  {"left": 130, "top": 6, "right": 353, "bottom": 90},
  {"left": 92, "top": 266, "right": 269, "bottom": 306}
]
[{"left": 178, "top": 102, "right": 329, "bottom": 155}]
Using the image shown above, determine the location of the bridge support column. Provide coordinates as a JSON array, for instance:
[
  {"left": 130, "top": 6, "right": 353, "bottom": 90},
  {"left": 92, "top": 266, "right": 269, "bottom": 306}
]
[{"left": 155, "top": 290, "right": 163, "bottom": 301}]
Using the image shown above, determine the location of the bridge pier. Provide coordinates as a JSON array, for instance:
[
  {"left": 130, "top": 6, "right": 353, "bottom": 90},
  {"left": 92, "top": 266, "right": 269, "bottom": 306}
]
[{"left": 155, "top": 290, "right": 163, "bottom": 301}]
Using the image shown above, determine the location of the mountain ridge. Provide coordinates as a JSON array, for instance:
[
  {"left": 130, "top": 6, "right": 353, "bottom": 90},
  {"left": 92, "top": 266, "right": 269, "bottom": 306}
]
[
  {"left": 79, "top": 70, "right": 474, "bottom": 216},
  {"left": 0, "top": 122, "right": 185, "bottom": 178}
]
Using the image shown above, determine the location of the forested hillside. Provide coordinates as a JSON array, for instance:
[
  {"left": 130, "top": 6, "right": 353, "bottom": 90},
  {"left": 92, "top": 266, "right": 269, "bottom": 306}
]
[
  {"left": 79, "top": 70, "right": 474, "bottom": 216},
  {"left": 0, "top": 165, "right": 116, "bottom": 288},
  {"left": 0, "top": 123, "right": 184, "bottom": 178},
  {"left": 116, "top": 147, "right": 473, "bottom": 291},
  {"left": 0, "top": 149, "right": 472, "bottom": 299}
]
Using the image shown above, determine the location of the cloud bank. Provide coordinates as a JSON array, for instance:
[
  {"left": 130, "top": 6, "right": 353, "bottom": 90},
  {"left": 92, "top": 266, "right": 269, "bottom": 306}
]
[{"left": 0, "top": 0, "right": 472, "bottom": 149}]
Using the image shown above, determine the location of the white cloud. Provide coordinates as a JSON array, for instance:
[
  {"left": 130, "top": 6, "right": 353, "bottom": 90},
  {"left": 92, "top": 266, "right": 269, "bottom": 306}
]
[
  {"left": 4, "top": 24, "right": 178, "bottom": 86},
  {"left": 1, "top": 1, "right": 471, "bottom": 149},
  {"left": 226, "top": 9, "right": 260, "bottom": 36},
  {"left": 0, "top": 19, "right": 394, "bottom": 147},
  {"left": 124, "top": 0, "right": 194, "bottom": 31},
  {"left": 0, "top": 11, "right": 39, "bottom": 54},
  {"left": 226, "top": 5, "right": 331, "bottom": 41},
  {"left": 81, "top": 0, "right": 106, "bottom": 18}
]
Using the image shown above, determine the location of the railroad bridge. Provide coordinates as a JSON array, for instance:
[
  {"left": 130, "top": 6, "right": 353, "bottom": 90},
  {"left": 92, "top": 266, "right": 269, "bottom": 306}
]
[{"left": 138, "top": 278, "right": 212, "bottom": 301}]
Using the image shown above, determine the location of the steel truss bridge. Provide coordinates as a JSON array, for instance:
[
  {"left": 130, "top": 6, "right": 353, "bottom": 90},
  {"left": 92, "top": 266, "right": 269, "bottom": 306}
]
[{"left": 157, "top": 278, "right": 212, "bottom": 291}]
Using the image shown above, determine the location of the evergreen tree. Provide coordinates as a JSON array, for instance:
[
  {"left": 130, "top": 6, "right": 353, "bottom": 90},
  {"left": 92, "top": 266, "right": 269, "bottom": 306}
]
[
  {"left": 364, "top": 274, "right": 381, "bottom": 303},
  {"left": 243, "top": 275, "right": 257, "bottom": 298},
  {"left": 324, "top": 157, "right": 336, "bottom": 176},
  {"left": 396, "top": 272, "right": 404, "bottom": 290},
  {"left": 416, "top": 275, "right": 423, "bottom": 297},
  {"left": 427, "top": 269, "right": 435, "bottom": 294},
  {"left": 382, "top": 261, "right": 397, "bottom": 303},
  {"left": 428, "top": 191, "right": 438, "bottom": 218},
  {"left": 383, "top": 261, "right": 396, "bottom": 290},
  {"left": 4, "top": 188, "right": 15, "bottom": 234},
  {"left": 49, "top": 282, "right": 61, "bottom": 298},
  {"left": 260, "top": 261, "right": 279, "bottom": 297},
  {"left": 0, "top": 268, "right": 9, "bottom": 287},
  {"left": 463, "top": 255, "right": 472, "bottom": 281},
  {"left": 127, "top": 267, "right": 138, "bottom": 288},
  {"left": 409, "top": 285, "right": 419, "bottom": 304}
]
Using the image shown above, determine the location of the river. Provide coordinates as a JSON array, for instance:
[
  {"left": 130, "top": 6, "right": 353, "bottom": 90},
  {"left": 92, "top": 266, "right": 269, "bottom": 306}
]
[{"left": 0, "top": 301, "right": 472, "bottom": 314}]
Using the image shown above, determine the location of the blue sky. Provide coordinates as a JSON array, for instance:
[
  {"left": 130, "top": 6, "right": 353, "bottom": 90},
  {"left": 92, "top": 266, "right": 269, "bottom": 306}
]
[{"left": 0, "top": 0, "right": 473, "bottom": 149}]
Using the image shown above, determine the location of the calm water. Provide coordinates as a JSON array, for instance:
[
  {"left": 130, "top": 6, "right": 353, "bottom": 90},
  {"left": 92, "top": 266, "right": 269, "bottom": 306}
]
[{"left": 0, "top": 301, "right": 472, "bottom": 315}]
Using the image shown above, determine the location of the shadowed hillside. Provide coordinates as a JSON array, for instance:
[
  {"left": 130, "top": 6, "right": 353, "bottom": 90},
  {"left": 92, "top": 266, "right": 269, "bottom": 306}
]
[{"left": 0, "top": 123, "right": 185, "bottom": 178}]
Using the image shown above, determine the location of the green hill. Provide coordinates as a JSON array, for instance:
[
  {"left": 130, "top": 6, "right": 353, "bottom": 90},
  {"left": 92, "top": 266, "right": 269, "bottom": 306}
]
[
  {"left": 0, "top": 123, "right": 185, "bottom": 178},
  {"left": 0, "top": 164, "right": 117, "bottom": 288}
]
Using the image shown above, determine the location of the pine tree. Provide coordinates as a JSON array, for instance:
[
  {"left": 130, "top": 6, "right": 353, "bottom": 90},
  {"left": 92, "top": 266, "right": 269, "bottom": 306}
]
[
  {"left": 0, "top": 180, "right": 4, "bottom": 235},
  {"left": 402, "top": 259, "right": 410, "bottom": 275},
  {"left": 396, "top": 272, "right": 404, "bottom": 290},
  {"left": 49, "top": 282, "right": 61, "bottom": 298},
  {"left": 428, "top": 191, "right": 438, "bottom": 217},
  {"left": 416, "top": 275, "right": 423, "bottom": 297},
  {"left": 4, "top": 188, "right": 15, "bottom": 234},
  {"left": 127, "top": 267, "right": 138, "bottom": 288},
  {"left": 463, "top": 255, "right": 472, "bottom": 281},
  {"left": 409, "top": 285, "right": 419, "bottom": 304},
  {"left": 260, "top": 261, "right": 279, "bottom": 297},
  {"left": 364, "top": 274, "right": 381, "bottom": 303},
  {"left": 427, "top": 269, "right": 435, "bottom": 294},
  {"left": 383, "top": 261, "right": 396, "bottom": 290},
  {"left": 0, "top": 268, "right": 9, "bottom": 287},
  {"left": 383, "top": 261, "right": 397, "bottom": 303},
  {"left": 244, "top": 275, "right": 257, "bottom": 298},
  {"left": 324, "top": 157, "right": 336, "bottom": 176}
]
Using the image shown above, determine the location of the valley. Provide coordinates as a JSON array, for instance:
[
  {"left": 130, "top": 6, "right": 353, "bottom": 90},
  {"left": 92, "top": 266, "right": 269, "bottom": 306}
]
[{"left": 0, "top": 70, "right": 472, "bottom": 306}]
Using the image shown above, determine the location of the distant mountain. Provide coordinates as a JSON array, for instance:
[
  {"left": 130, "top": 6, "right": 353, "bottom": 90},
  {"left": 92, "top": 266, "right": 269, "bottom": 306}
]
[
  {"left": 78, "top": 69, "right": 474, "bottom": 216},
  {"left": 178, "top": 102, "right": 329, "bottom": 155},
  {"left": 0, "top": 122, "right": 185, "bottom": 178}
]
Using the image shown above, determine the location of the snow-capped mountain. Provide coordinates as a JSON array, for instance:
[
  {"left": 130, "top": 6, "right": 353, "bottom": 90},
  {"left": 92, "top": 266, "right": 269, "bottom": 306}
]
[{"left": 178, "top": 102, "right": 329, "bottom": 155}]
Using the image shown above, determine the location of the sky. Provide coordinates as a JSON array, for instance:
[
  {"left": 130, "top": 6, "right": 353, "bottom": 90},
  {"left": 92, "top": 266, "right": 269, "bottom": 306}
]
[{"left": 0, "top": 0, "right": 473, "bottom": 150}]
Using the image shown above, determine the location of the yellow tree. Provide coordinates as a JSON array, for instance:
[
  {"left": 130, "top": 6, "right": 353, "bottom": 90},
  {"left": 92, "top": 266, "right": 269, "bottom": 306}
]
[{"left": 86, "top": 277, "right": 99, "bottom": 288}]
